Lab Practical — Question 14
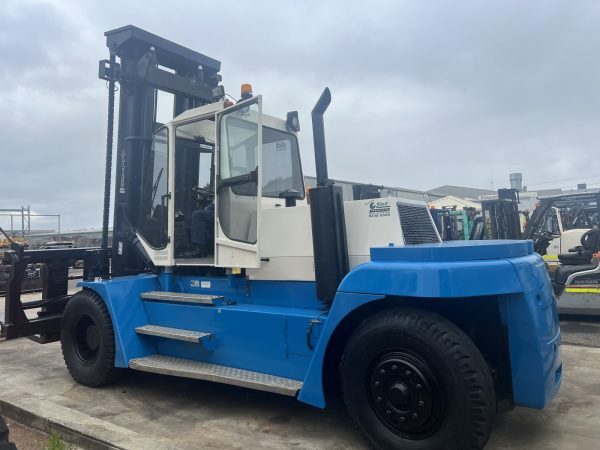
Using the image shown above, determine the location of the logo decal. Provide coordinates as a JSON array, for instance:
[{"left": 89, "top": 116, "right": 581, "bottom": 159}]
[{"left": 367, "top": 200, "right": 391, "bottom": 218}]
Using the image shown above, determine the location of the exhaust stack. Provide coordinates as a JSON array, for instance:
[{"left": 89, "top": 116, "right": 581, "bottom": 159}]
[
  {"left": 309, "top": 88, "right": 349, "bottom": 303},
  {"left": 312, "top": 87, "right": 332, "bottom": 186}
]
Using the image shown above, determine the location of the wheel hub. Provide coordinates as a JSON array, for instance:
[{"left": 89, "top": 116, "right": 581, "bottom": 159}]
[
  {"left": 85, "top": 325, "right": 100, "bottom": 350},
  {"left": 73, "top": 315, "right": 100, "bottom": 362},
  {"left": 387, "top": 381, "right": 409, "bottom": 409},
  {"left": 369, "top": 351, "right": 444, "bottom": 438}
]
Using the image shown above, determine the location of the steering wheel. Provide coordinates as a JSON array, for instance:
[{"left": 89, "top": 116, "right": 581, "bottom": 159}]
[
  {"left": 532, "top": 231, "right": 559, "bottom": 241},
  {"left": 531, "top": 231, "right": 559, "bottom": 256},
  {"left": 192, "top": 186, "right": 214, "bottom": 203}
]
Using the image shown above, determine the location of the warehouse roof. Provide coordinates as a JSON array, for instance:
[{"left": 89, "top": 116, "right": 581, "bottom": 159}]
[
  {"left": 427, "top": 185, "right": 496, "bottom": 200},
  {"left": 428, "top": 195, "right": 481, "bottom": 211}
]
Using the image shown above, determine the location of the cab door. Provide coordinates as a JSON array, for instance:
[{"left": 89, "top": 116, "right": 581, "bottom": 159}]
[{"left": 214, "top": 97, "right": 262, "bottom": 268}]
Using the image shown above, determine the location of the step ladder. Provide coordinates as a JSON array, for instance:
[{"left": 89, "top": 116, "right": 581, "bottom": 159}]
[
  {"left": 135, "top": 290, "right": 302, "bottom": 396},
  {"left": 129, "top": 355, "right": 303, "bottom": 396},
  {"left": 135, "top": 324, "right": 215, "bottom": 350},
  {"left": 141, "top": 291, "right": 224, "bottom": 305}
]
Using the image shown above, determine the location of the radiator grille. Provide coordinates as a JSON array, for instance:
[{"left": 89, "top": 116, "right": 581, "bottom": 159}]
[{"left": 397, "top": 203, "right": 440, "bottom": 245}]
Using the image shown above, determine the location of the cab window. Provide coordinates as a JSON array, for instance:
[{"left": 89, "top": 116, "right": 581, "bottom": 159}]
[{"left": 138, "top": 127, "right": 169, "bottom": 249}]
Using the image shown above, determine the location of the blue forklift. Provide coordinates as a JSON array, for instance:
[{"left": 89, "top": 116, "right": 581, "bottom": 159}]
[{"left": 1, "top": 26, "right": 562, "bottom": 449}]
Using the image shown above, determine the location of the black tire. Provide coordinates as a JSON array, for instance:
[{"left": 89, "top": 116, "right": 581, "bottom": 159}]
[
  {"left": 61, "top": 289, "right": 122, "bottom": 387},
  {"left": 340, "top": 308, "right": 495, "bottom": 450}
]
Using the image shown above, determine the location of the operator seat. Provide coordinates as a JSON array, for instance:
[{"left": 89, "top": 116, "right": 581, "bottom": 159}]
[
  {"left": 557, "top": 228, "right": 600, "bottom": 265},
  {"left": 553, "top": 228, "right": 600, "bottom": 296},
  {"left": 190, "top": 202, "right": 215, "bottom": 257}
]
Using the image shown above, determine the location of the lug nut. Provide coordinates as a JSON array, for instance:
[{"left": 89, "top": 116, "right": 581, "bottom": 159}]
[
  {"left": 412, "top": 413, "right": 419, "bottom": 420},
  {"left": 399, "top": 416, "right": 406, "bottom": 422},
  {"left": 418, "top": 400, "right": 425, "bottom": 407},
  {"left": 386, "top": 410, "right": 392, "bottom": 416},
  {"left": 415, "top": 383, "right": 422, "bottom": 389},
  {"left": 377, "top": 396, "right": 382, "bottom": 403},
  {"left": 380, "top": 369, "right": 386, "bottom": 375},
  {"left": 374, "top": 381, "right": 380, "bottom": 387},
  {"left": 392, "top": 365, "right": 398, "bottom": 371},
  {"left": 405, "top": 370, "right": 411, "bottom": 376}
]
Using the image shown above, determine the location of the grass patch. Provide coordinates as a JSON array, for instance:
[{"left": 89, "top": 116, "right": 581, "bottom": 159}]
[{"left": 46, "top": 432, "right": 74, "bottom": 450}]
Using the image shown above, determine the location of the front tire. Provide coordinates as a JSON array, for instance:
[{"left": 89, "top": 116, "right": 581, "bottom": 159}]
[
  {"left": 340, "top": 308, "right": 495, "bottom": 450},
  {"left": 61, "top": 289, "right": 122, "bottom": 387}
]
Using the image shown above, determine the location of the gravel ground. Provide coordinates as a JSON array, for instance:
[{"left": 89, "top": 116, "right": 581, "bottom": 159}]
[{"left": 3, "top": 418, "right": 49, "bottom": 450}]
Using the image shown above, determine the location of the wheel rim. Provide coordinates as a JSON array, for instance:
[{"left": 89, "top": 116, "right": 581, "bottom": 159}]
[
  {"left": 73, "top": 315, "right": 100, "bottom": 363},
  {"left": 368, "top": 350, "right": 445, "bottom": 439}
]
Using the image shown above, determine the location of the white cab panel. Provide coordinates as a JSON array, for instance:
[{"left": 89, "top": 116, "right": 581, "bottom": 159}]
[
  {"left": 344, "top": 198, "right": 405, "bottom": 258},
  {"left": 247, "top": 205, "right": 314, "bottom": 281},
  {"left": 249, "top": 197, "right": 425, "bottom": 281}
]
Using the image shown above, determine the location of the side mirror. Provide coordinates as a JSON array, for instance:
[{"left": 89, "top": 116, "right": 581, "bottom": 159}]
[{"left": 286, "top": 111, "right": 300, "bottom": 132}]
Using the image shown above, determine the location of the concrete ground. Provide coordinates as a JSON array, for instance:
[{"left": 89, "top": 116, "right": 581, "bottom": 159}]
[
  {"left": 2, "top": 286, "right": 600, "bottom": 448},
  {"left": 560, "top": 317, "right": 600, "bottom": 347},
  {"left": 0, "top": 336, "right": 597, "bottom": 449}
]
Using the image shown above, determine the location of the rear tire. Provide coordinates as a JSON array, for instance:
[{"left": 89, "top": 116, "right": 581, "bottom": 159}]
[
  {"left": 340, "top": 308, "right": 495, "bottom": 450},
  {"left": 61, "top": 289, "right": 122, "bottom": 387}
]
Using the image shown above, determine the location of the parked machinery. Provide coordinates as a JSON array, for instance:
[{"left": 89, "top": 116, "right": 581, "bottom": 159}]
[
  {"left": 0, "top": 232, "right": 42, "bottom": 295},
  {"left": 533, "top": 227, "right": 600, "bottom": 315},
  {"left": 430, "top": 207, "right": 476, "bottom": 241},
  {"left": 352, "top": 183, "right": 383, "bottom": 200},
  {"left": 0, "top": 26, "right": 562, "bottom": 450},
  {"left": 481, "top": 189, "right": 522, "bottom": 240},
  {"left": 525, "top": 190, "right": 600, "bottom": 266}
]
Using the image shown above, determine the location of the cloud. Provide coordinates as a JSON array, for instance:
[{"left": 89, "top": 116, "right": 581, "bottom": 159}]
[{"left": 1, "top": 0, "right": 600, "bottom": 231}]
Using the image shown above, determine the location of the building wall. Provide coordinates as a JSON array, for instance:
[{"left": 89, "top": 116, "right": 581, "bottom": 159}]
[{"left": 304, "top": 176, "right": 440, "bottom": 202}]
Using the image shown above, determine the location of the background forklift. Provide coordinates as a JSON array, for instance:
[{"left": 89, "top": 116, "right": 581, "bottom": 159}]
[
  {"left": 430, "top": 207, "right": 477, "bottom": 241},
  {"left": 525, "top": 190, "right": 600, "bottom": 265},
  {"left": 1, "top": 26, "right": 562, "bottom": 450},
  {"left": 525, "top": 191, "right": 600, "bottom": 315},
  {"left": 469, "top": 188, "right": 523, "bottom": 241}
]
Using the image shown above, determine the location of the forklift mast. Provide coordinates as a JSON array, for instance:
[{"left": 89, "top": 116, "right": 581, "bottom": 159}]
[
  {"left": 99, "top": 26, "right": 222, "bottom": 277},
  {"left": 480, "top": 188, "right": 522, "bottom": 240}
]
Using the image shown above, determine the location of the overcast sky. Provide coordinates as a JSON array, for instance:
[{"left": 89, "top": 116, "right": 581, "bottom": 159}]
[{"left": 2, "top": 0, "right": 600, "bottom": 231}]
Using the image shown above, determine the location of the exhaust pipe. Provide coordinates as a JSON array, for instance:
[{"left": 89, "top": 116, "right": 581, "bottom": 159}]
[
  {"left": 309, "top": 88, "right": 349, "bottom": 303},
  {"left": 311, "top": 87, "right": 331, "bottom": 186}
]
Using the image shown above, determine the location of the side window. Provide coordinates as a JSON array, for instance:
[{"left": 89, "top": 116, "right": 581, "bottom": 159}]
[
  {"left": 198, "top": 152, "right": 213, "bottom": 189},
  {"left": 218, "top": 103, "right": 260, "bottom": 244},
  {"left": 138, "top": 127, "right": 169, "bottom": 248},
  {"left": 230, "top": 144, "right": 253, "bottom": 176}
]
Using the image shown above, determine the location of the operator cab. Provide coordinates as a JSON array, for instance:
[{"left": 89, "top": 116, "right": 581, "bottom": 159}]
[{"left": 136, "top": 90, "right": 305, "bottom": 269}]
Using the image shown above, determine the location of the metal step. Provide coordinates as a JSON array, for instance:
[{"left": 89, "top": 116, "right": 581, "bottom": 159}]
[
  {"left": 129, "top": 355, "right": 303, "bottom": 396},
  {"left": 135, "top": 325, "right": 213, "bottom": 343},
  {"left": 140, "top": 291, "right": 223, "bottom": 305}
]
